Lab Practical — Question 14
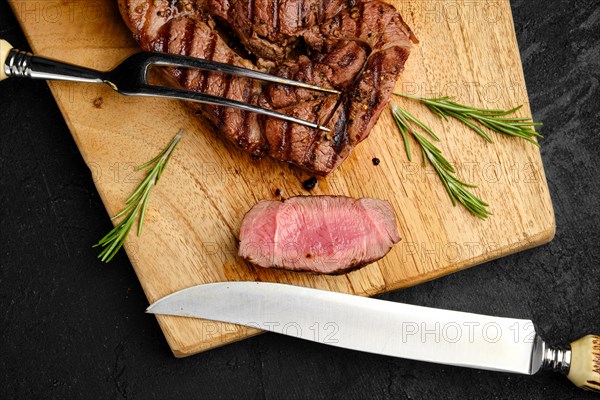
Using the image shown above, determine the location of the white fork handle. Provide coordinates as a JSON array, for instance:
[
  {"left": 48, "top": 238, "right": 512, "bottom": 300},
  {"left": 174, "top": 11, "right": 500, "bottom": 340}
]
[{"left": 0, "top": 39, "right": 13, "bottom": 81}]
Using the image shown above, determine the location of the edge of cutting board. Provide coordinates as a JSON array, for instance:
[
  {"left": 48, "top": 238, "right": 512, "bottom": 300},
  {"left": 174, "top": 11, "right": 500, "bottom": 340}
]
[
  {"left": 168, "top": 223, "right": 555, "bottom": 358},
  {"left": 6, "top": 0, "right": 556, "bottom": 358}
]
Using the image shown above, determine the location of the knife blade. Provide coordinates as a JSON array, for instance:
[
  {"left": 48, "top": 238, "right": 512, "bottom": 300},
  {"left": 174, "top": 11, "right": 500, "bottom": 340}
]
[{"left": 147, "top": 282, "right": 599, "bottom": 391}]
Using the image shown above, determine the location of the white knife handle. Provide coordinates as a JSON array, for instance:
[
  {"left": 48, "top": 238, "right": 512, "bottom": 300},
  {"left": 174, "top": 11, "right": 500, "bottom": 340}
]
[
  {"left": 0, "top": 39, "right": 13, "bottom": 81},
  {"left": 567, "top": 335, "right": 600, "bottom": 392}
]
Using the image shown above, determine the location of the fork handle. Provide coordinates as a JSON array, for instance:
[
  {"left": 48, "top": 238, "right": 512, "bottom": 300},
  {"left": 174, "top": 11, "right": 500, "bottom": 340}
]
[
  {"left": 0, "top": 39, "right": 11, "bottom": 81},
  {"left": 1, "top": 39, "right": 104, "bottom": 84}
]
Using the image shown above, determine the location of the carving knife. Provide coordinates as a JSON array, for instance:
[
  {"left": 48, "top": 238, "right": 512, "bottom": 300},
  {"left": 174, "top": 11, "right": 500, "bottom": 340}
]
[{"left": 147, "top": 282, "right": 599, "bottom": 392}]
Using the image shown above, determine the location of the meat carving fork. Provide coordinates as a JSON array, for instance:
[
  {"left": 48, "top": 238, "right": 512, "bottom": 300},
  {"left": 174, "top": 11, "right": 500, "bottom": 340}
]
[{"left": 0, "top": 39, "right": 338, "bottom": 131}]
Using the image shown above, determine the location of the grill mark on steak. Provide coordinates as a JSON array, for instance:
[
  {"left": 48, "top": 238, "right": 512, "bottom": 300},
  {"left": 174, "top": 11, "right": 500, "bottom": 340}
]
[
  {"left": 205, "top": 29, "right": 218, "bottom": 61},
  {"left": 153, "top": 24, "right": 169, "bottom": 53},
  {"left": 282, "top": 120, "right": 293, "bottom": 160},
  {"left": 199, "top": 30, "right": 218, "bottom": 92},
  {"left": 375, "top": 5, "right": 384, "bottom": 44},
  {"left": 177, "top": 19, "right": 196, "bottom": 87},
  {"left": 216, "top": 54, "right": 235, "bottom": 127},
  {"left": 297, "top": 1, "right": 306, "bottom": 29},
  {"left": 316, "top": 0, "right": 323, "bottom": 23},
  {"left": 311, "top": 100, "right": 324, "bottom": 128},
  {"left": 335, "top": 12, "right": 343, "bottom": 34},
  {"left": 239, "top": 110, "right": 251, "bottom": 148},
  {"left": 238, "top": 80, "right": 254, "bottom": 148},
  {"left": 141, "top": 2, "right": 153, "bottom": 38},
  {"left": 330, "top": 97, "right": 351, "bottom": 156},
  {"left": 317, "top": 40, "right": 371, "bottom": 135},
  {"left": 363, "top": 51, "right": 383, "bottom": 128},
  {"left": 299, "top": 99, "right": 326, "bottom": 167},
  {"left": 247, "top": 0, "right": 255, "bottom": 35},
  {"left": 119, "top": 0, "right": 415, "bottom": 175},
  {"left": 272, "top": 0, "right": 280, "bottom": 34},
  {"left": 355, "top": 2, "right": 365, "bottom": 37},
  {"left": 189, "top": 32, "right": 206, "bottom": 92}
]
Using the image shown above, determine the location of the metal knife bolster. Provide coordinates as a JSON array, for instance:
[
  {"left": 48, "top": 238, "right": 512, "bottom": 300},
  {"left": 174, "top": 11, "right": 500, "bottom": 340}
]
[
  {"left": 535, "top": 338, "right": 572, "bottom": 375},
  {"left": 147, "top": 282, "right": 565, "bottom": 376}
]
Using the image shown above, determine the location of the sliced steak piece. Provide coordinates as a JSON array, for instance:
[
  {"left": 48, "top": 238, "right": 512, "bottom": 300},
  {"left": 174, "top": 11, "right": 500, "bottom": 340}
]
[
  {"left": 238, "top": 196, "right": 401, "bottom": 274},
  {"left": 118, "top": 0, "right": 416, "bottom": 175}
]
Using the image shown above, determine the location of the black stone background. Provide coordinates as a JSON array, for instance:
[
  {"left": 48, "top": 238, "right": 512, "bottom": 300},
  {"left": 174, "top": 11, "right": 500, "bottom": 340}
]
[{"left": 1, "top": 1, "right": 599, "bottom": 399}]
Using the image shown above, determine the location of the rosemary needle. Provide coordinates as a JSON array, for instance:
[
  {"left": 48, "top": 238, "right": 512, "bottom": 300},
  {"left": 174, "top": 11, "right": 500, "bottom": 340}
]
[
  {"left": 394, "top": 93, "right": 543, "bottom": 146},
  {"left": 391, "top": 103, "right": 491, "bottom": 219},
  {"left": 94, "top": 129, "right": 183, "bottom": 263}
]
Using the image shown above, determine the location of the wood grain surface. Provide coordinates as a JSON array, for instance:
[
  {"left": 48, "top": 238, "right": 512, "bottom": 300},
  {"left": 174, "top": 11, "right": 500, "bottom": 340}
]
[{"left": 7, "top": 0, "right": 555, "bottom": 357}]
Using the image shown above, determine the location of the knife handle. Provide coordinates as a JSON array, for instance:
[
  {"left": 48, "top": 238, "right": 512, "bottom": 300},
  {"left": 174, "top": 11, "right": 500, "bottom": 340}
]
[
  {"left": 0, "top": 39, "right": 12, "bottom": 81},
  {"left": 567, "top": 335, "right": 600, "bottom": 392}
]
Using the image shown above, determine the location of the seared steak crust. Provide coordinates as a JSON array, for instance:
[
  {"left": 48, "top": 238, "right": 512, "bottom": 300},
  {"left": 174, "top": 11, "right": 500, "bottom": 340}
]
[{"left": 119, "top": 0, "right": 415, "bottom": 175}]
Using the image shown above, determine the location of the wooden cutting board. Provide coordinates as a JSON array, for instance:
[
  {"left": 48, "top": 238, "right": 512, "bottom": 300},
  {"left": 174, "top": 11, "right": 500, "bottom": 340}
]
[{"left": 8, "top": 0, "right": 555, "bottom": 356}]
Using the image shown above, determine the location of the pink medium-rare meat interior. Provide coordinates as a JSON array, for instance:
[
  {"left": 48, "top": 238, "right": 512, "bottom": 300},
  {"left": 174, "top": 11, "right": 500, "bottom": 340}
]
[{"left": 239, "top": 196, "right": 401, "bottom": 274}]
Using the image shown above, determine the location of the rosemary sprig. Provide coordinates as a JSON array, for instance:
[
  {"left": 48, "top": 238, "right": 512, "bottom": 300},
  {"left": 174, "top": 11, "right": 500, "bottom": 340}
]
[
  {"left": 94, "top": 129, "right": 183, "bottom": 262},
  {"left": 391, "top": 103, "right": 491, "bottom": 219},
  {"left": 394, "top": 93, "right": 543, "bottom": 146}
]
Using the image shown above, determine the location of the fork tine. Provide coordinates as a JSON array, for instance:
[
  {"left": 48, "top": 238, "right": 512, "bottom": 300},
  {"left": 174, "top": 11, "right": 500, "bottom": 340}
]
[
  {"left": 143, "top": 52, "right": 341, "bottom": 95},
  {"left": 135, "top": 84, "right": 331, "bottom": 132}
]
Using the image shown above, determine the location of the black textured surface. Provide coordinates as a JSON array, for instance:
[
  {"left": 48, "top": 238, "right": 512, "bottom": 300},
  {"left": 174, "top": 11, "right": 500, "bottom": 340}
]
[{"left": 1, "top": 1, "right": 599, "bottom": 399}]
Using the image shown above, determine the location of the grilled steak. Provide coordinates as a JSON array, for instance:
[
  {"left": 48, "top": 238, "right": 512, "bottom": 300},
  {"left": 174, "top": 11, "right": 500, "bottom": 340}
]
[
  {"left": 238, "top": 196, "right": 401, "bottom": 274},
  {"left": 119, "top": 0, "right": 416, "bottom": 175}
]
